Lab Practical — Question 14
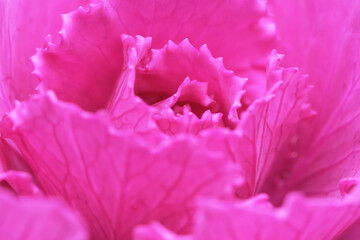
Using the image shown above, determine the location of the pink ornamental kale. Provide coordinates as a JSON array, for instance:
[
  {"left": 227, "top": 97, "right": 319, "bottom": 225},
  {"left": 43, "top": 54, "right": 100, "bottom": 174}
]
[{"left": 0, "top": 0, "right": 360, "bottom": 239}]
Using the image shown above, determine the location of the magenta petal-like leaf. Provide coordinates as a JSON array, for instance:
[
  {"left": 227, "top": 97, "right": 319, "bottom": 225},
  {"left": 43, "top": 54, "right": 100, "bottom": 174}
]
[
  {"left": 105, "top": 0, "right": 275, "bottom": 70},
  {"left": 105, "top": 35, "right": 164, "bottom": 141},
  {"left": 240, "top": 51, "right": 313, "bottom": 194},
  {"left": 268, "top": 0, "right": 360, "bottom": 199},
  {"left": 32, "top": 4, "right": 125, "bottom": 111},
  {"left": 192, "top": 188, "right": 360, "bottom": 240},
  {"left": 2, "top": 92, "right": 241, "bottom": 239},
  {"left": 0, "top": 188, "right": 88, "bottom": 239},
  {"left": 136, "top": 39, "right": 245, "bottom": 125},
  {"left": 111, "top": 38, "right": 245, "bottom": 135},
  {"left": 135, "top": 185, "right": 360, "bottom": 240},
  {"left": 32, "top": 1, "right": 269, "bottom": 113},
  {"left": 199, "top": 51, "right": 313, "bottom": 197},
  {"left": 0, "top": 0, "right": 90, "bottom": 114}
]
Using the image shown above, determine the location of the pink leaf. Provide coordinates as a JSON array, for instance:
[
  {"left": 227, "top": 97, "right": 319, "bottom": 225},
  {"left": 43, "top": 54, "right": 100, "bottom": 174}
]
[
  {"left": 0, "top": 0, "right": 90, "bottom": 114},
  {"left": 134, "top": 39, "right": 245, "bottom": 128},
  {"left": 105, "top": 35, "right": 163, "bottom": 141},
  {"left": 2, "top": 92, "right": 241, "bottom": 239},
  {"left": 34, "top": 5, "right": 246, "bottom": 133},
  {"left": 108, "top": 37, "right": 245, "bottom": 135},
  {"left": 105, "top": 0, "right": 275, "bottom": 71},
  {"left": 267, "top": 0, "right": 360, "bottom": 199},
  {"left": 32, "top": 4, "right": 125, "bottom": 111},
  {"left": 199, "top": 51, "right": 313, "bottom": 197},
  {"left": 0, "top": 188, "right": 88, "bottom": 240},
  {"left": 135, "top": 185, "right": 360, "bottom": 240},
  {"left": 32, "top": 1, "right": 273, "bottom": 115}
]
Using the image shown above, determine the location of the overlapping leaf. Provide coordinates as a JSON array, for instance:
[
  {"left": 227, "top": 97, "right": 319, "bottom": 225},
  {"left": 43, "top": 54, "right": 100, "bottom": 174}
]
[
  {"left": 0, "top": 0, "right": 90, "bottom": 114},
  {"left": 267, "top": 0, "right": 360, "bottom": 200},
  {"left": 0, "top": 188, "right": 88, "bottom": 240},
  {"left": 2, "top": 92, "right": 240, "bottom": 239},
  {"left": 135, "top": 185, "right": 360, "bottom": 240}
]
